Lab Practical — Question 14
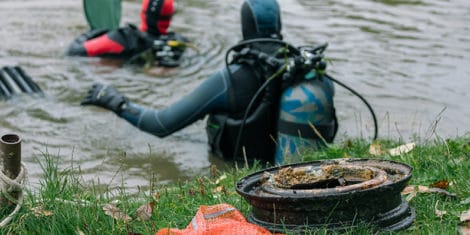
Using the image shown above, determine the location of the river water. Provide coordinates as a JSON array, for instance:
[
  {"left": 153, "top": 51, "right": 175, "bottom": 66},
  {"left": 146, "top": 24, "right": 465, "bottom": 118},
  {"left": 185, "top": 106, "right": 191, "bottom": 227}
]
[{"left": 1, "top": 0, "right": 469, "bottom": 190}]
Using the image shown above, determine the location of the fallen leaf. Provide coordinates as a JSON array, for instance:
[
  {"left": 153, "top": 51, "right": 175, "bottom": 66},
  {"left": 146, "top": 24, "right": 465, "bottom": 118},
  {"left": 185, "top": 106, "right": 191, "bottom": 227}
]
[
  {"left": 135, "top": 202, "right": 155, "bottom": 221},
  {"left": 216, "top": 186, "right": 224, "bottom": 192},
  {"left": 154, "top": 191, "right": 160, "bottom": 201},
  {"left": 430, "top": 180, "right": 450, "bottom": 189},
  {"left": 31, "top": 206, "right": 53, "bottom": 217},
  {"left": 389, "top": 143, "right": 415, "bottom": 156},
  {"left": 461, "top": 210, "right": 470, "bottom": 223},
  {"left": 461, "top": 206, "right": 470, "bottom": 235},
  {"left": 369, "top": 142, "right": 385, "bottom": 155},
  {"left": 459, "top": 227, "right": 470, "bottom": 235},
  {"left": 401, "top": 185, "right": 457, "bottom": 198},
  {"left": 215, "top": 174, "right": 227, "bottom": 184},
  {"left": 103, "top": 204, "right": 132, "bottom": 222}
]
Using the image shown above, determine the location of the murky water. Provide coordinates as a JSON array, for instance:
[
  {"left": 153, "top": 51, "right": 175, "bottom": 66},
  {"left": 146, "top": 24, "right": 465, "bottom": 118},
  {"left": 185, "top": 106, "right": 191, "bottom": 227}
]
[{"left": 1, "top": 0, "right": 469, "bottom": 190}]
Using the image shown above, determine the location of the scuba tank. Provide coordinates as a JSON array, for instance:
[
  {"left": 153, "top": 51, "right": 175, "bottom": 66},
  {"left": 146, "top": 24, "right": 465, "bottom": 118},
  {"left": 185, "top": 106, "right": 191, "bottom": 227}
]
[{"left": 276, "top": 72, "right": 337, "bottom": 164}]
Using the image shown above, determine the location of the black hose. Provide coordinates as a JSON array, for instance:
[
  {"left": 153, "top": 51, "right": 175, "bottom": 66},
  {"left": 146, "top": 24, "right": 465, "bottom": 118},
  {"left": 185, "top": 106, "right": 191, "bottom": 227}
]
[
  {"left": 325, "top": 74, "right": 378, "bottom": 140},
  {"left": 232, "top": 64, "right": 288, "bottom": 160}
]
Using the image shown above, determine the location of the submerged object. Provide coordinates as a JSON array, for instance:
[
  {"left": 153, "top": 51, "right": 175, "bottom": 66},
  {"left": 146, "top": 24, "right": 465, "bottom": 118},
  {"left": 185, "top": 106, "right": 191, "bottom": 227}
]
[
  {"left": 236, "top": 158, "right": 415, "bottom": 233},
  {"left": 0, "top": 66, "right": 42, "bottom": 100}
]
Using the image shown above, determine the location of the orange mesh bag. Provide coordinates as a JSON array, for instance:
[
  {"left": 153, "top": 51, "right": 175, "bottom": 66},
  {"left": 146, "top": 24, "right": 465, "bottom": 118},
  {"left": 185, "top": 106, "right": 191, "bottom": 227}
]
[{"left": 156, "top": 203, "right": 282, "bottom": 235}]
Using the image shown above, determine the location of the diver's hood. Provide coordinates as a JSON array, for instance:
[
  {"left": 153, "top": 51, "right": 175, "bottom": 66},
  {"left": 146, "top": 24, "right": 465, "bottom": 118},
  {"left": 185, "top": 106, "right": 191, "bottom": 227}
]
[
  {"left": 140, "top": 0, "right": 175, "bottom": 36},
  {"left": 241, "top": 0, "right": 282, "bottom": 40}
]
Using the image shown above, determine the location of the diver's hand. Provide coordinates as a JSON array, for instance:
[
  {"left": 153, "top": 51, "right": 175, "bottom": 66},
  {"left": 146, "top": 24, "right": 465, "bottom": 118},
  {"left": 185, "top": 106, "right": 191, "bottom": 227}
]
[{"left": 81, "top": 83, "right": 128, "bottom": 114}]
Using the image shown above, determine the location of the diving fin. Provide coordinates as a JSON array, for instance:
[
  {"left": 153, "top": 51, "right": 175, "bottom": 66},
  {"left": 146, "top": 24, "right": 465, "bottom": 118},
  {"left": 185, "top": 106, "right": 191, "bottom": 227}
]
[
  {"left": 83, "top": 0, "right": 122, "bottom": 30},
  {"left": 0, "top": 66, "right": 43, "bottom": 100}
]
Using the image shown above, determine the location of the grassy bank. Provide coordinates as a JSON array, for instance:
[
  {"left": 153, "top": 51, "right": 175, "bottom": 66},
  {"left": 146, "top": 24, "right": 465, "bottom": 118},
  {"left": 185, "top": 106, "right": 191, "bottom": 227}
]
[{"left": 0, "top": 136, "right": 468, "bottom": 234}]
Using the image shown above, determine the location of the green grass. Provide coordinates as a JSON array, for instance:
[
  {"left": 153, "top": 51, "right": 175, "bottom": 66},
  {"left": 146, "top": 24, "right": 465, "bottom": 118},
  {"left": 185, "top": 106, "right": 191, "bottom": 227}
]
[{"left": 0, "top": 136, "right": 468, "bottom": 234}]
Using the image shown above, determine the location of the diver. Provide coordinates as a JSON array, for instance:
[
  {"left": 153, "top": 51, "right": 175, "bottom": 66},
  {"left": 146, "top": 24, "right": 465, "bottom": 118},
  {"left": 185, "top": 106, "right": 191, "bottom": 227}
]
[
  {"left": 81, "top": 0, "right": 338, "bottom": 165},
  {"left": 66, "top": 0, "right": 188, "bottom": 67}
]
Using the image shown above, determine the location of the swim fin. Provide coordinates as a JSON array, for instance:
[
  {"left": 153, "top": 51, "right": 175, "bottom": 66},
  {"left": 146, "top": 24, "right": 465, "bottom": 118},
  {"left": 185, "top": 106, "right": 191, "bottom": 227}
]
[
  {"left": 0, "top": 66, "right": 43, "bottom": 100},
  {"left": 83, "top": 0, "right": 122, "bottom": 30}
]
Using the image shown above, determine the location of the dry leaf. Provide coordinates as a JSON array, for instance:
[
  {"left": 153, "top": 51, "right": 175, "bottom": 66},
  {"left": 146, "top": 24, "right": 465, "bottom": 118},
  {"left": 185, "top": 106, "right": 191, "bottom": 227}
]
[
  {"left": 389, "top": 142, "right": 415, "bottom": 155},
  {"left": 430, "top": 180, "right": 450, "bottom": 189},
  {"left": 461, "top": 207, "right": 470, "bottom": 235},
  {"left": 215, "top": 174, "right": 227, "bottom": 184},
  {"left": 154, "top": 191, "right": 160, "bottom": 201},
  {"left": 459, "top": 226, "right": 470, "bottom": 235},
  {"left": 388, "top": 143, "right": 415, "bottom": 156},
  {"left": 31, "top": 206, "right": 53, "bottom": 217},
  {"left": 401, "top": 185, "right": 457, "bottom": 198},
  {"left": 461, "top": 210, "right": 470, "bottom": 223},
  {"left": 103, "top": 204, "right": 132, "bottom": 222},
  {"left": 369, "top": 142, "right": 385, "bottom": 155},
  {"left": 135, "top": 202, "right": 155, "bottom": 221}
]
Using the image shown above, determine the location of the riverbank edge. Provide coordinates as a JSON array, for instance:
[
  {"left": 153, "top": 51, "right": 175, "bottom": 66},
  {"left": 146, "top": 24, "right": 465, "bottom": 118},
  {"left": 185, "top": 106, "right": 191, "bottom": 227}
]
[{"left": 0, "top": 136, "right": 469, "bottom": 234}]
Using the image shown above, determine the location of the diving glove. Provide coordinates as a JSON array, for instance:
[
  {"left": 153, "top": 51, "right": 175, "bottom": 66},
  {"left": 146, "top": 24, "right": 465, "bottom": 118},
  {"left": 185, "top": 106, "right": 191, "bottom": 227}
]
[{"left": 81, "top": 83, "right": 128, "bottom": 114}]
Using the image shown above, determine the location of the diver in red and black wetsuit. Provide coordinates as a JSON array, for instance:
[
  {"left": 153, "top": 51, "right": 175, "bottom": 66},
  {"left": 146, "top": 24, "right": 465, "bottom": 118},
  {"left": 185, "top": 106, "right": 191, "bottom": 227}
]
[{"left": 66, "top": 0, "right": 187, "bottom": 67}]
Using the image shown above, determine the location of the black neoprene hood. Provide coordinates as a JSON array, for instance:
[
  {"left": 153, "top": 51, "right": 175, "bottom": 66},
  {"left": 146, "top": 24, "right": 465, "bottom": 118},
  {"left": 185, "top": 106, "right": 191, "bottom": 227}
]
[{"left": 241, "top": 0, "right": 282, "bottom": 40}]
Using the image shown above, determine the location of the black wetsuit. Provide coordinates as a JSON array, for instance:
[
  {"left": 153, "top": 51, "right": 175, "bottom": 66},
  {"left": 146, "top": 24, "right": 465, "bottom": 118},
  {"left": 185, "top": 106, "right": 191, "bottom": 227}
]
[{"left": 120, "top": 63, "right": 262, "bottom": 136}]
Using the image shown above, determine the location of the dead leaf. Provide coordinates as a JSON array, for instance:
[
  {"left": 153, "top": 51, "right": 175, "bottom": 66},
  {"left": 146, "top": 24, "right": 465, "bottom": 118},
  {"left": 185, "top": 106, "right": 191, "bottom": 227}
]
[
  {"left": 135, "top": 202, "right": 155, "bottom": 221},
  {"left": 369, "top": 142, "right": 385, "bottom": 155},
  {"left": 461, "top": 210, "right": 470, "bottom": 223},
  {"left": 103, "top": 204, "right": 132, "bottom": 222},
  {"left": 154, "top": 191, "right": 160, "bottom": 201},
  {"left": 459, "top": 227, "right": 470, "bottom": 235},
  {"left": 401, "top": 185, "right": 457, "bottom": 198},
  {"left": 430, "top": 180, "right": 450, "bottom": 189},
  {"left": 215, "top": 174, "right": 227, "bottom": 184},
  {"left": 31, "top": 206, "right": 53, "bottom": 217},
  {"left": 461, "top": 209, "right": 470, "bottom": 235},
  {"left": 388, "top": 143, "right": 415, "bottom": 156}
]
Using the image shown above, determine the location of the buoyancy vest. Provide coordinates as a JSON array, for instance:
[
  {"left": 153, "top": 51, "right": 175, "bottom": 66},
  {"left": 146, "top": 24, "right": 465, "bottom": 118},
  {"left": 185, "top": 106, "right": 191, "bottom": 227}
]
[
  {"left": 66, "top": 24, "right": 188, "bottom": 67},
  {"left": 206, "top": 39, "right": 338, "bottom": 165}
]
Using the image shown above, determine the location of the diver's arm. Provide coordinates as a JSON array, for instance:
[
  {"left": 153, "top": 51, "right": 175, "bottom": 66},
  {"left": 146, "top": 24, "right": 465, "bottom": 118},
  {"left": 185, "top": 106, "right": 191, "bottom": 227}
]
[{"left": 118, "top": 69, "right": 231, "bottom": 137}]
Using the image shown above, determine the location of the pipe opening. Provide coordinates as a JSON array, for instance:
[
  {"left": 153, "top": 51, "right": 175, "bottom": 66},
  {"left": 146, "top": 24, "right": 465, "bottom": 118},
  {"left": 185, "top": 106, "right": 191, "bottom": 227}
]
[{"left": 1, "top": 134, "right": 21, "bottom": 144}]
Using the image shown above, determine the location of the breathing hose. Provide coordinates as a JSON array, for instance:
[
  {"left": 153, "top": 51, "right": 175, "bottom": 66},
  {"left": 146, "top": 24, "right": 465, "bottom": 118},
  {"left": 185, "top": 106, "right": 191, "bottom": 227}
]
[{"left": 325, "top": 74, "right": 378, "bottom": 140}]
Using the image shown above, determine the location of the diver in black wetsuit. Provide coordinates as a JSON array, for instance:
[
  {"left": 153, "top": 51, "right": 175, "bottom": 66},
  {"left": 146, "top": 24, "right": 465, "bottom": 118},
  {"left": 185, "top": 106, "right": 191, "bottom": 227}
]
[
  {"left": 66, "top": 0, "right": 187, "bottom": 67},
  {"left": 81, "top": 0, "right": 338, "bottom": 164}
]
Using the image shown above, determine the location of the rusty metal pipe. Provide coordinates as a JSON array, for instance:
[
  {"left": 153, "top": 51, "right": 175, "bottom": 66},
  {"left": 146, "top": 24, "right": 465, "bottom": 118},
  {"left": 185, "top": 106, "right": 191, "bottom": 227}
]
[{"left": 0, "top": 134, "right": 22, "bottom": 180}]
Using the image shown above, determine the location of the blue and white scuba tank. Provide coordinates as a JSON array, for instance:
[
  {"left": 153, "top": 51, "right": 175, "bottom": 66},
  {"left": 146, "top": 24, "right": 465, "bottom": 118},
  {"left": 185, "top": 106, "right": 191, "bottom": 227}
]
[{"left": 275, "top": 72, "right": 337, "bottom": 164}]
